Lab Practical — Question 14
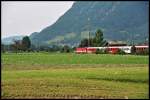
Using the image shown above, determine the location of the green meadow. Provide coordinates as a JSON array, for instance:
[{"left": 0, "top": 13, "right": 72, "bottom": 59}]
[
  {"left": 1, "top": 53, "right": 149, "bottom": 99},
  {"left": 2, "top": 53, "right": 148, "bottom": 65}
]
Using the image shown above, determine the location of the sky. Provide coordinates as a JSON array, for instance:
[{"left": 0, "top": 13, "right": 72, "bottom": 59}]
[{"left": 1, "top": 1, "right": 74, "bottom": 38}]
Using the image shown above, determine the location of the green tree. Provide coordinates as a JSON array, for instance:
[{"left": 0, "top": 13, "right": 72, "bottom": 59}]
[
  {"left": 79, "top": 38, "right": 88, "bottom": 47},
  {"left": 61, "top": 45, "right": 70, "bottom": 53},
  {"left": 117, "top": 49, "right": 126, "bottom": 55},
  {"left": 1, "top": 44, "right": 5, "bottom": 53},
  {"left": 95, "top": 48, "right": 108, "bottom": 54},
  {"left": 93, "top": 29, "right": 107, "bottom": 47},
  {"left": 22, "top": 36, "right": 31, "bottom": 51},
  {"left": 12, "top": 40, "right": 22, "bottom": 53}
]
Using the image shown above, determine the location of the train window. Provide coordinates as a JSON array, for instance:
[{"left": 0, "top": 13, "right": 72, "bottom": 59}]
[{"left": 124, "top": 48, "right": 129, "bottom": 50}]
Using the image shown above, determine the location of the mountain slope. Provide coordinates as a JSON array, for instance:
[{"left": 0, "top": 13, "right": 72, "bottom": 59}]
[{"left": 30, "top": 1, "right": 149, "bottom": 46}]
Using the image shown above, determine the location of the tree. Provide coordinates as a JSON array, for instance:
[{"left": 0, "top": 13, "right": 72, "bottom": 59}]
[
  {"left": 93, "top": 29, "right": 107, "bottom": 47},
  {"left": 79, "top": 38, "right": 88, "bottom": 47},
  {"left": 1, "top": 44, "right": 5, "bottom": 53},
  {"left": 117, "top": 49, "right": 126, "bottom": 55},
  {"left": 22, "top": 36, "right": 31, "bottom": 51},
  {"left": 95, "top": 48, "right": 108, "bottom": 54},
  {"left": 89, "top": 38, "right": 94, "bottom": 47},
  {"left": 61, "top": 45, "right": 70, "bottom": 53},
  {"left": 12, "top": 40, "right": 22, "bottom": 53}
]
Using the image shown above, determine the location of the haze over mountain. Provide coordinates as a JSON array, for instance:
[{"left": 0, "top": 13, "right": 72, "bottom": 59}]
[
  {"left": 29, "top": 1, "right": 148, "bottom": 46},
  {"left": 2, "top": 35, "right": 24, "bottom": 45}
]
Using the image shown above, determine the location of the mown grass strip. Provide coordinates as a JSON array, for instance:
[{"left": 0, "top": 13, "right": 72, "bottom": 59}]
[
  {"left": 2, "top": 66, "right": 148, "bottom": 83},
  {"left": 2, "top": 53, "right": 149, "bottom": 65}
]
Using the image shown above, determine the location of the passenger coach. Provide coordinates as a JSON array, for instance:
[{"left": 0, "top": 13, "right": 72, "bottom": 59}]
[{"left": 75, "top": 45, "right": 149, "bottom": 54}]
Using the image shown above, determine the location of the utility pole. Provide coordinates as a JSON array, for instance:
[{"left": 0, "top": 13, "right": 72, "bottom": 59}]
[
  {"left": 88, "top": 17, "right": 90, "bottom": 47},
  {"left": 131, "top": 32, "right": 134, "bottom": 45},
  {"left": 89, "top": 31, "right": 90, "bottom": 47}
]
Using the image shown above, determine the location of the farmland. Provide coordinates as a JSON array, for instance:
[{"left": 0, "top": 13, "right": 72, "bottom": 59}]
[{"left": 1, "top": 53, "right": 149, "bottom": 99}]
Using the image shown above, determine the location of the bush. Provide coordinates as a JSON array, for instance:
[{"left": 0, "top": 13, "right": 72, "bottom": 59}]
[
  {"left": 96, "top": 49, "right": 108, "bottom": 54},
  {"left": 61, "top": 45, "right": 70, "bottom": 53},
  {"left": 117, "top": 49, "right": 126, "bottom": 55}
]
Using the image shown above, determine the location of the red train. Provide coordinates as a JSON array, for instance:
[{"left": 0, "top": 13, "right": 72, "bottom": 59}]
[{"left": 75, "top": 45, "right": 149, "bottom": 54}]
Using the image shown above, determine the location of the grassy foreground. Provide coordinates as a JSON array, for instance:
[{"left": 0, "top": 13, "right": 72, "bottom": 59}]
[
  {"left": 2, "top": 53, "right": 148, "bottom": 65},
  {"left": 1, "top": 53, "right": 149, "bottom": 99}
]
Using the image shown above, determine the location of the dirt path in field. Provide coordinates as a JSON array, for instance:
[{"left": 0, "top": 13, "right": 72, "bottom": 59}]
[
  {"left": 2, "top": 94, "right": 126, "bottom": 99},
  {"left": 2, "top": 64, "right": 148, "bottom": 70}
]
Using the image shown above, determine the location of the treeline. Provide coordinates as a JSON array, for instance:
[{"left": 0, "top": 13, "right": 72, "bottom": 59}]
[
  {"left": 1, "top": 36, "right": 31, "bottom": 53},
  {"left": 30, "top": 45, "right": 76, "bottom": 53},
  {"left": 1, "top": 36, "right": 76, "bottom": 53}
]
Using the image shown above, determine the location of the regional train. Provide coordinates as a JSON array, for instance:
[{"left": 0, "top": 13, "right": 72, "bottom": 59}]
[{"left": 75, "top": 45, "right": 149, "bottom": 54}]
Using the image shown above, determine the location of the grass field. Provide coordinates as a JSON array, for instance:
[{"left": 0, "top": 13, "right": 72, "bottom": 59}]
[
  {"left": 2, "top": 53, "right": 148, "bottom": 65},
  {"left": 1, "top": 53, "right": 149, "bottom": 99}
]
